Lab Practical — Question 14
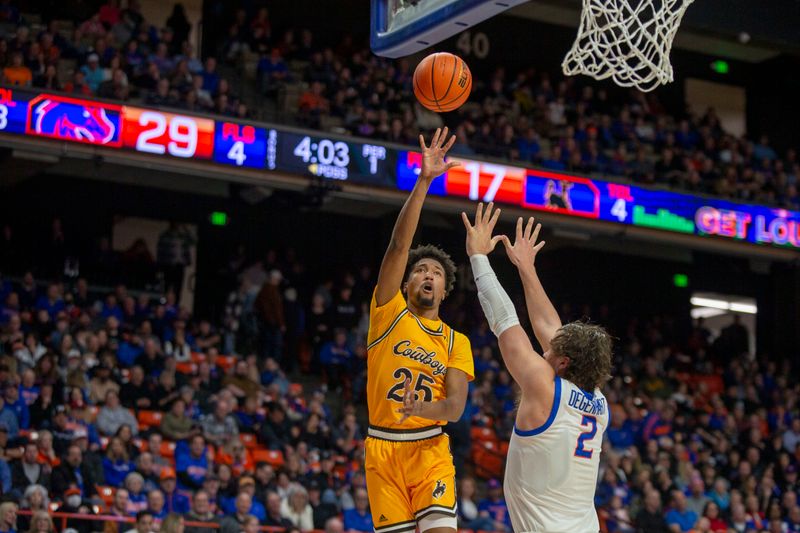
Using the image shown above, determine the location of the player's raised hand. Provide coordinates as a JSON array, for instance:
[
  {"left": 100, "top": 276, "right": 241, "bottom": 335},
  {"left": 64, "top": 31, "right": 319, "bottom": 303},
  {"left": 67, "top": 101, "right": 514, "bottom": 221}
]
[
  {"left": 461, "top": 202, "right": 504, "bottom": 257},
  {"left": 419, "top": 127, "right": 460, "bottom": 181},
  {"left": 500, "top": 216, "right": 545, "bottom": 270},
  {"left": 396, "top": 378, "right": 423, "bottom": 423}
]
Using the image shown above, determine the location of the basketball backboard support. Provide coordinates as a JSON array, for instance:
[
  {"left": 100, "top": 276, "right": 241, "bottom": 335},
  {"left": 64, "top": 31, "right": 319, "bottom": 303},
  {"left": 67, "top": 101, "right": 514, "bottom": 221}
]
[{"left": 371, "top": 0, "right": 529, "bottom": 58}]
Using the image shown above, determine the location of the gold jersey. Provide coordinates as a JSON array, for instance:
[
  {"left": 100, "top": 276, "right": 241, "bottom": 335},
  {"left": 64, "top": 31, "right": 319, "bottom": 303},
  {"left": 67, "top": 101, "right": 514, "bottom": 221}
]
[{"left": 366, "top": 289, "right": 474, "bottom": 429}]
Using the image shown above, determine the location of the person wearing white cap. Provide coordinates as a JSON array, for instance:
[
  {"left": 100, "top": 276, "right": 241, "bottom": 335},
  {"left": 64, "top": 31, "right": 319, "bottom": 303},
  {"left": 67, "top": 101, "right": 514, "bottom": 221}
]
[{"left": 79, "top": 53, "right": 104, "bottom": 93}]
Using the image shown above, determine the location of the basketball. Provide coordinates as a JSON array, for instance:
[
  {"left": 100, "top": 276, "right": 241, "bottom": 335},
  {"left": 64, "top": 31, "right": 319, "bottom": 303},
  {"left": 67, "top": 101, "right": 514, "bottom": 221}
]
[{"left": 413, "top": 52, "right": 472, "bottom": 113}]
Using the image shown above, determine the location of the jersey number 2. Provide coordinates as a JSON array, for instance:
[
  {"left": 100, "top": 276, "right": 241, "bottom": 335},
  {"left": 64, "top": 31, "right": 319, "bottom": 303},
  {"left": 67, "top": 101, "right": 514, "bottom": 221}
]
[
  {"left": 386, "top": 368, "right": 434, "bottom": 402},
  {"left": 574, "top": 414, "right": 597, "bottom": 459}
]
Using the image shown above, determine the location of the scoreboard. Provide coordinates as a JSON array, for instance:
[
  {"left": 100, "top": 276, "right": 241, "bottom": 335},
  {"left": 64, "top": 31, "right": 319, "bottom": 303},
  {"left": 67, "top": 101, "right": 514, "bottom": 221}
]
[
  {"left": 395, "top": 157, "right": 800, "bottom": 250},
  {"left": 1, "top": 86, "right": 798, "bottom": 251}
]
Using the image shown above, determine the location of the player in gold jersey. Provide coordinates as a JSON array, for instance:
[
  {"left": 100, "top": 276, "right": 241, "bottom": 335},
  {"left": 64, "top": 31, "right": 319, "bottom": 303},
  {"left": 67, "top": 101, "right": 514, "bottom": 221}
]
[{"left": 365, "top": 128, "right": 475, "bottom": 533}]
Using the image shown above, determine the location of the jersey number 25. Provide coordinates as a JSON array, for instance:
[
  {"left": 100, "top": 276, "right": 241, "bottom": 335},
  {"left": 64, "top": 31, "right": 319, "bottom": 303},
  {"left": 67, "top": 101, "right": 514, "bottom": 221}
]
[{"left": 387, "top": 368, "right": 434, "bottom": 402}]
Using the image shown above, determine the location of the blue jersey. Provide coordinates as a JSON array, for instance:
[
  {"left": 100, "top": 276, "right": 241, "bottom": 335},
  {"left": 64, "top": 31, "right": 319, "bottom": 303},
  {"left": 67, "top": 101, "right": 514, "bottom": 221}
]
[
  {"left": 102, "top": 458, "right": 134, "bottom": 487},
  {"left": 175, "top": 452, "right": 209, "bottom": 488},
  {"left": 343, "top": 509, "right": 373, "bottom": 532}
]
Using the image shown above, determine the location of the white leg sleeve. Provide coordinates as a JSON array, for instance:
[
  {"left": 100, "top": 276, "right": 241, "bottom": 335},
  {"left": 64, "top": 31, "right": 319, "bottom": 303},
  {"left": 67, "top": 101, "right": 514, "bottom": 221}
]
[{"left": 470, "top": 254, "right": 520, "bottom": 337}]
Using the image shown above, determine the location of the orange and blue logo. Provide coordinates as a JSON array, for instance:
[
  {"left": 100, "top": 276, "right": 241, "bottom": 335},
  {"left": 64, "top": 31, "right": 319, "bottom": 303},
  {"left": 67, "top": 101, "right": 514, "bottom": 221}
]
[{"left": 26, "top": 94, "right": 121, "bottom": 146}]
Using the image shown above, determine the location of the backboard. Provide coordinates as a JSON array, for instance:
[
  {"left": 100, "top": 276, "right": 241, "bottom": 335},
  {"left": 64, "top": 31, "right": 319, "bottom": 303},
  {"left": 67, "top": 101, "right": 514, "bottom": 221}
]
[{"left": 370, "top": 0, "right": 529, "bottom": 58}]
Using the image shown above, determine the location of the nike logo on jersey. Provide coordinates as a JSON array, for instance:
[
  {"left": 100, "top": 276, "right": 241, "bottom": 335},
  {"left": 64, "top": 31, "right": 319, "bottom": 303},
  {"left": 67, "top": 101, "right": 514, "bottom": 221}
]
[{"left": 392, "top": 340, "right": 447, "bottom": 376}]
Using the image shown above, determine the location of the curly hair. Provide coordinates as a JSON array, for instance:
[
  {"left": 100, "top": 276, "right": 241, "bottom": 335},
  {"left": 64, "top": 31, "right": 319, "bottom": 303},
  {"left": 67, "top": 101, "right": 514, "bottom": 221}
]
[
  {"left": 405, "top": 244, "right": 456, "bottom": 296},
  {"left": 550, "top": 321, "right": 613, "bottom": 392}
]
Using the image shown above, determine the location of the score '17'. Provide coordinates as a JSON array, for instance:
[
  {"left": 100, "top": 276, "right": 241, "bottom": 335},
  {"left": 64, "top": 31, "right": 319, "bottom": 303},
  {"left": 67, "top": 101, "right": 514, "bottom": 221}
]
[{"left": 465, "top": 163, "right": 507, "bottom": 202}]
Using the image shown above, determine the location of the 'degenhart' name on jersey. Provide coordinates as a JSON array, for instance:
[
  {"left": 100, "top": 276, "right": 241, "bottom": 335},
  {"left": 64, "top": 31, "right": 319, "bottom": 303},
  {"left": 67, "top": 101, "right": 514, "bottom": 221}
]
[
  {"left": 567, "top": 389, "right": 607, "bottom": 416},
  {"left": 392, "top": 340, "right": 448, "bottom": 376}
]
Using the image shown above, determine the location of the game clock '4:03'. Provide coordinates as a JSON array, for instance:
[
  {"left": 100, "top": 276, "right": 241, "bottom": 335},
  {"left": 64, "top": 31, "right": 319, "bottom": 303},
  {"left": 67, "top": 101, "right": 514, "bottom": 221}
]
[{"left": 280, "top": 133, "right": 390, "bottom": 183}]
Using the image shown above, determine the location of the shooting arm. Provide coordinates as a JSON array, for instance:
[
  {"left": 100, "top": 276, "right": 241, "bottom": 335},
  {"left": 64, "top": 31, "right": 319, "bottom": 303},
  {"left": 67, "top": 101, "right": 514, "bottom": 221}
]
[
  {"left": 375, "top": 128, "right": 458, "bottom": 306},
  {"left": 374, "top": 176, "right": 430, "bottom": 306}
]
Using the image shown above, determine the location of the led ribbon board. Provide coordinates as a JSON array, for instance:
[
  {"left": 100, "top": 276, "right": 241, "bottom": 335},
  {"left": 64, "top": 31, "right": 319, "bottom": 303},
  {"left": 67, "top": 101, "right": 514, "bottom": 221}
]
[
  {"left": 395, "top": 151, "right": 800, "bottom": 249},
  {"left": 1, "top": 86, "right": 798, "bottom": 250}
]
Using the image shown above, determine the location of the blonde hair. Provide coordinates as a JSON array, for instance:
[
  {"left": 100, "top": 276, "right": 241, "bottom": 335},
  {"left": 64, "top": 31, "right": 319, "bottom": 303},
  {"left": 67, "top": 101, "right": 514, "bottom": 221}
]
[
  {"left": 159, "top": 513, "right": 183, "bottom": 533},
  {"left": 25, "top": 511, "right": 52, "bottom": 533},
  {"left": 0, "top": 502, "right": 18, "bottom": 525}
]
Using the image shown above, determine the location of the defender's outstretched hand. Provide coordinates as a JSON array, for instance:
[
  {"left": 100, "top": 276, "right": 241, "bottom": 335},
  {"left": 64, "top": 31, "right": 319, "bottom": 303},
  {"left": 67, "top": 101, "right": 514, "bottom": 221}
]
[
  {"left": 500, "top": 217, "right": 545, "bottom": 270},
  {"left": 419, "top": 127, "right": 460, "bottom": 180},
  {"left": 462, "top": 202, "right": 504, "bottom": 257}
]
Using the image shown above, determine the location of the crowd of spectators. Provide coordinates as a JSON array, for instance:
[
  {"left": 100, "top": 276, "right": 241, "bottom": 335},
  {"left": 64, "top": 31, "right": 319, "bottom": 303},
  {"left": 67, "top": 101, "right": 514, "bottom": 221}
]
[
  {"left": 1, "top": 1, "right": 799, "bottom": 209},
  {"left": 0, "top": 0, "right": 249, "bottom": 118},
  {"left": 0, "top": 210, "right": 799, "bottom": 533}
]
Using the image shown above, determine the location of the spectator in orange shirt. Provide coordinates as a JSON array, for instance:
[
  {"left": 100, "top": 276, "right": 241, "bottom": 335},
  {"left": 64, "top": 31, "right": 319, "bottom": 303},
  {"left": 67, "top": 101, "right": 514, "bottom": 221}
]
[
  {"left": 215, "top": 439, "right": 254, "bottom": 478},
  {"left": 2, "top": 52, "right": 32, "bottom": 86},
  {"left": 298, "top": 81, "right": 328, "bottom": 113},
  {"left": 297, "top": 81, "right": 328, "bottom": 128},
  {"left": 35, "top": 430, "right": 60, "bottom": 468}
]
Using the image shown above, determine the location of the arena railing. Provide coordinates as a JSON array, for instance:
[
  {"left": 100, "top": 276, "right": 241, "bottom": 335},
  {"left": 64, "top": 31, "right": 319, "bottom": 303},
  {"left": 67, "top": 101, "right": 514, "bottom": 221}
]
[{"left": 17, "top": 509, "right": 507, "bottom": 533}]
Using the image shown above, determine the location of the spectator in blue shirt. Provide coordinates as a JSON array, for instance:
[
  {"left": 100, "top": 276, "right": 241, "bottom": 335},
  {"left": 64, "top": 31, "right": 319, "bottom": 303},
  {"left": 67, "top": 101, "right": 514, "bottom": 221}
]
[
  {"left": 0, "top": 459, "right": 10, "bottom": 496},
  {"left": 18, "top": 370, "right": 39, "bottom": 407},
  {"left": 34, "top": 284, "right": 64, "bottom": 319},
  {"left": 16, "top": 272, "right": 37, "bottom": 310},
  {"left": 342, "top": 487, "right": 373, "bottom": 532},
  {"left": 102, "top": 437, "right": 135, "bottom": 488},
  {"left": 201, "top": 57, "right": 219, "bottom": 94},
  {"left": 0, "top": 293, "right": 19, "bottom": 325},
  {"left": 222, "top": 478, "right": 266, "bottom": 521},
  {"left": 176, "top": 435, "right": 209, "bottom": 490},
  {"left": 158, "top": 468, "right": 191, "bottom": 515},
  {"left": 319, "top": 330, "right": 352, "bottom": 387},
  {"left": 146, "top": 489, "right": 168, "bottom": 521},
  {"left": 478, "top": 479, "right": 512, "bottom": 532},
  {"left": 517, "top": 128, "right": 541, "bottom": 162},
  {"left": 665, "top": 490, "right": 699, "bottom": 532},
  {"left": 101, "top": 294, "right": 124, "bottom": 321},
  {"left": 0, "top": 400, "right": 20, "bottom": 440},
  {"left": 79, "top": 53, "right": 104, "bottom": 93},
  {"left": 257, "top": 48, "right": 289, "bottom": 93},
  {"left": 707, "top": 478, "right": 730, "bottom": 512},
  {"left": 541, "top": 146, "right": 567, "bottom": 171},
  {"left": 3, "top": 385, "right": 28, "bottom": 430},
  {"left": 606, "top": 408, "right": 636, "bottom": 451}
]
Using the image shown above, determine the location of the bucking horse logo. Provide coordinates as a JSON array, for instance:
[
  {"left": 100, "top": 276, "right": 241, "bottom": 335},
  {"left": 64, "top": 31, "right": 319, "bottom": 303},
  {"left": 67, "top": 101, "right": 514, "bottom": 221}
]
[{"left": 432, "top": 479, "right": 446, "bottom": 499}]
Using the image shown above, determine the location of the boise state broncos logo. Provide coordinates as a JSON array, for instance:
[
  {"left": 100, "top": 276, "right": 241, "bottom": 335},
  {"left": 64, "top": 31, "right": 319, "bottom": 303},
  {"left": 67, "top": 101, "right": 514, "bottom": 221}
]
[
  {"left": 432, "top": 479, "right": 446, "bottom": 499},
  {"left": 27, "top": 95, "right": 121, "bottom": 146}
]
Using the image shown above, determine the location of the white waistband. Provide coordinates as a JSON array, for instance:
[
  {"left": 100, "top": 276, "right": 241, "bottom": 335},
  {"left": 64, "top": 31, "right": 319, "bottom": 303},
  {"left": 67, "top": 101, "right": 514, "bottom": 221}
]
[{"left": 367, "top": 425, "right": 443, "bottom": 442}]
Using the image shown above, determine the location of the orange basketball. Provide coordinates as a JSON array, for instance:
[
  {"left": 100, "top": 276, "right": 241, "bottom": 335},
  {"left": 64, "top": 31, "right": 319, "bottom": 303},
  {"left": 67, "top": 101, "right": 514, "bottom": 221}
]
[{"left": 413, "top": 52, "right": 472, "bottom": 113}]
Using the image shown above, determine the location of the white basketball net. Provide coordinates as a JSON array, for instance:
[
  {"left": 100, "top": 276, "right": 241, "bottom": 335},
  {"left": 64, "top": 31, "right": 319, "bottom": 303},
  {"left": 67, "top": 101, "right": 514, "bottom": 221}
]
[{"left": 562, "top": 0, "right": 694, "bottom": 92}]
